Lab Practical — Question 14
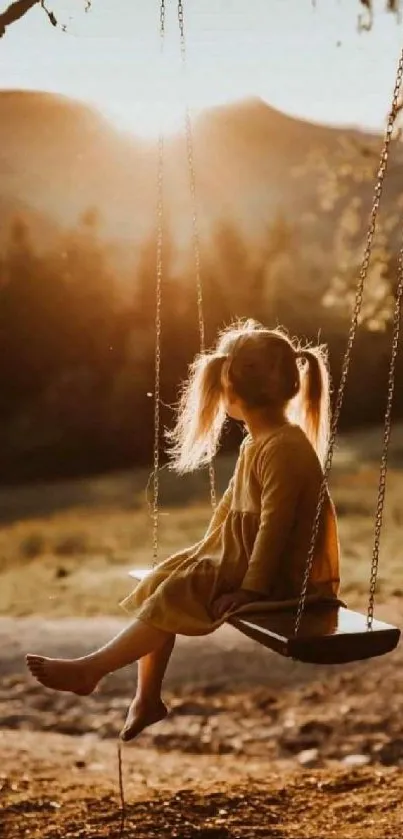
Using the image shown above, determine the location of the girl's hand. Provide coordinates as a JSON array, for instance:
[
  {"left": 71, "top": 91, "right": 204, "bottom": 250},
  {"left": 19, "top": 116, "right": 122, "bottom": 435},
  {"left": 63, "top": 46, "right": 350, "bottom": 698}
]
[{"left": 211, "top": 589, "right": 261, "bottom": 620}]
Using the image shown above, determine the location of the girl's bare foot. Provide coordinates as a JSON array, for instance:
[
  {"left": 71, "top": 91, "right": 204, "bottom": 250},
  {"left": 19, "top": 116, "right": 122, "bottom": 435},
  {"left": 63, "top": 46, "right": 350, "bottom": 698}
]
[
  {"left": 25, "top": 654, "right": 101, "bottom": 695},
  {"left": 120, "top": 698, "right": 168, "bottom": 742}
]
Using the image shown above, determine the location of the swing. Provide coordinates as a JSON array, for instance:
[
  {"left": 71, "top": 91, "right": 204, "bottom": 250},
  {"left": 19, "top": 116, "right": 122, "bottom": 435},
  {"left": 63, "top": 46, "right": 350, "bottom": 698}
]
[{"left": 132, "top": 2, "right": 402, "bottom": 666}]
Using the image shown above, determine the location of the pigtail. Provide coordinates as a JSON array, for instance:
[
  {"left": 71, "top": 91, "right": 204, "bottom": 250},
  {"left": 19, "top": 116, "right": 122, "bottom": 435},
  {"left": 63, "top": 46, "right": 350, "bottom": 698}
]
[
  {"left": 294, "top": 346, "right": 331, "bottom": 467},
  {"left": 167, "top": 353, "right": 227, "bottom": 473}
]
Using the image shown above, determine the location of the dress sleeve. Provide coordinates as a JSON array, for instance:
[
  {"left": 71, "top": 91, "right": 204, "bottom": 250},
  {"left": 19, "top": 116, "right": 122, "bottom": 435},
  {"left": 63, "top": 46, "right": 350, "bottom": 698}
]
[{"left": 241, "top": 438, "right": 303, "bottom": 596}]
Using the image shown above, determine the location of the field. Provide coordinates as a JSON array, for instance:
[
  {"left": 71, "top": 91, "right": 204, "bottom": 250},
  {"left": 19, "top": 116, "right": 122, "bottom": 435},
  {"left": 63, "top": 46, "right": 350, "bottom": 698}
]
[{"left": 1, "top": 426, "right": 403, "bottom": 838}]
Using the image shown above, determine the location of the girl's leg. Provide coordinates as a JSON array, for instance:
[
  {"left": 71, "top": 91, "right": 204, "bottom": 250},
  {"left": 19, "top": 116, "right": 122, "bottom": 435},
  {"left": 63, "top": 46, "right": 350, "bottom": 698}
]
[
  {"left": 120, "top": 635, "right": 176, "bottom": 742},
  {"left": 26, "top": 619, "right": 172, "bottom": 696}
]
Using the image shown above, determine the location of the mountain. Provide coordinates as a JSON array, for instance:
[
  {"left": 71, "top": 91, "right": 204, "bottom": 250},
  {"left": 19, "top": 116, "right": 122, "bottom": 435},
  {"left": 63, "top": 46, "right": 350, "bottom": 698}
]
[
  {"left": 0, "top": 90, "right": 156, "bottom": 246},
  {"left": 0, "top": 90, "right": 402, "bottom": 260},
  {"left": 193, "top": 98, "right": 403, "bottom": 240}
]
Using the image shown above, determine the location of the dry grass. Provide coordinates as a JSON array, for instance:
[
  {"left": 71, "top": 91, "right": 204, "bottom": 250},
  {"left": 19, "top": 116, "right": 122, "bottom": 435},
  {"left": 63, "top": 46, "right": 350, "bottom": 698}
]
[{"left": 1, "top": 425, "right": 402, "bottom": 617}]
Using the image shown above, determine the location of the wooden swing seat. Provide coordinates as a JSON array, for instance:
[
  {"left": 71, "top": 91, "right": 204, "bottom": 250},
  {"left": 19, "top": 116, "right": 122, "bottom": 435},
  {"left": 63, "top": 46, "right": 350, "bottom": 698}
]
[{"left": 228, "top": 603, "right": 401, "bottom": 665}]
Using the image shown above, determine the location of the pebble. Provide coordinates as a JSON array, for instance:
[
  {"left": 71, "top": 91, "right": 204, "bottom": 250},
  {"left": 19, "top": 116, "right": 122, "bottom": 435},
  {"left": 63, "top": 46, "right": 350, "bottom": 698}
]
[
  {"left": 342, "top": 754, "right": 371, "bottom": 767},
  {"left": 297, "top": 748, "right": 319, "bottom": 767}
]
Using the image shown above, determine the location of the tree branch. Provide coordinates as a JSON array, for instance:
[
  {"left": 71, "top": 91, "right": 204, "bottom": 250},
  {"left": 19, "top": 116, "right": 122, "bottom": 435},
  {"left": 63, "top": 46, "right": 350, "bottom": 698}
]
[
  {"left": 0, "top": 0, "right": 90, "bottom": 38},
  {"left": 0, "top": 1, "right": 39, "bottom": 39}
]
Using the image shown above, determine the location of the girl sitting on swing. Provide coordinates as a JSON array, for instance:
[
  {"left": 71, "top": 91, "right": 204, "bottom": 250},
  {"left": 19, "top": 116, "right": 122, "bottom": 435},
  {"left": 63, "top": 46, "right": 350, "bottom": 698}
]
[{"left": 26, "top": 320, "right": 340, "bottom": 742}]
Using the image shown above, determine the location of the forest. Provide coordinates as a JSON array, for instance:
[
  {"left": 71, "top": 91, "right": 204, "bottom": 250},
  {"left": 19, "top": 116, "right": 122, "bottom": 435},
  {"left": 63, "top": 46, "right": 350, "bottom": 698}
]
[{"left": 1, "top": 146, "right": 402, "bottom": 483}]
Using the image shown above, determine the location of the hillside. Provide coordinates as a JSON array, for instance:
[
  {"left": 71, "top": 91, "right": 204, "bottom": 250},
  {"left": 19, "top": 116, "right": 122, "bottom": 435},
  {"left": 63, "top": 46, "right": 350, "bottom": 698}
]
[
  {"left": 0, "top": 90, "right": 154, "bottom": 246},
  {"left": 1, "top": 90, "right": 401, "bottom": 259}
]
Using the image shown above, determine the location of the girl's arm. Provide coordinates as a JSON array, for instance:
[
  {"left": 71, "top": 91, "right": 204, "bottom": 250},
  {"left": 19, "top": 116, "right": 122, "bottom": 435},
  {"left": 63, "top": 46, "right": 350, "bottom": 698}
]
[{"left": 240, "top": 439, "right": 302, "bottom": 596}]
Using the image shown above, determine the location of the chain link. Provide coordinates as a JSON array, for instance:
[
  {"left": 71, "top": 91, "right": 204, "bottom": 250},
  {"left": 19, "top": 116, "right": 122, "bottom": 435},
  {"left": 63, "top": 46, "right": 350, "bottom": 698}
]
[
  {"left": 177, "top": 0, "right": 217, "bottom": 509},
  {"left": 367, "top": 240, "right": 403, "bottom": 626},
  {"left": 294, "top": 47, "right": 403, "bottom": 634},
  {"left": 152, "top": 3, "right": 167, "bottom": 567},
  {"left": 160, "top": 0, "right": 165, "bottom": 36}
]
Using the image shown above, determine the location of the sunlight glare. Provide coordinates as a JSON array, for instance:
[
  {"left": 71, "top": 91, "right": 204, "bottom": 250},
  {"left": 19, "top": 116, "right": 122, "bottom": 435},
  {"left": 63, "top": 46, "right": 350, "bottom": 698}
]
[
  {"left": 129, "top": 568, "right": 152, "bottom": 580},
  {"left": 104, "top": 97, "right": 189, "bottom": 140},
  {"left": 102, "top": 43, "right": 199, "bottom": 140}
]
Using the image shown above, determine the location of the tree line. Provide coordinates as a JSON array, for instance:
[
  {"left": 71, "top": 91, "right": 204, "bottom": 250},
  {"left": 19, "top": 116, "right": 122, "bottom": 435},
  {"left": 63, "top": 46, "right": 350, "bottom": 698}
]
[{"left": 0, "top": 199, "right": 402, "bottom": 483}]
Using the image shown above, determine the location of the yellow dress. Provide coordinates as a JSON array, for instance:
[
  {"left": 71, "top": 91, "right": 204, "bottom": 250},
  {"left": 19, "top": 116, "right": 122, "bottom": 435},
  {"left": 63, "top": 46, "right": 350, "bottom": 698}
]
[{"left": 120, "top": 424, "right": 341, "bottom": 635}]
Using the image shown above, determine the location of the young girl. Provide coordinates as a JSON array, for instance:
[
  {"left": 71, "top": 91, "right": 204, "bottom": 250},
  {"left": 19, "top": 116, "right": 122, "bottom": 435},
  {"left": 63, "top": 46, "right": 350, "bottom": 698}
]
[{"left": 26, "top": 320, "right": 340, "bottom": 742}]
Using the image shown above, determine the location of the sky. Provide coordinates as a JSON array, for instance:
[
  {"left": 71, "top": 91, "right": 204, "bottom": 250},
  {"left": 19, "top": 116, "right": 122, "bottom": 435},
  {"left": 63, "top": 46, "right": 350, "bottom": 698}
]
[{"left": 1, "top": 0, "right": 403, "bottom": 138}]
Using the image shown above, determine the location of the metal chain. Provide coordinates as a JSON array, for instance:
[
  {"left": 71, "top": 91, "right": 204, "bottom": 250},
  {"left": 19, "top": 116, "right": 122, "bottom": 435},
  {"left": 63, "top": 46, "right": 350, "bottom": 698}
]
[
  {"left": 294, "top": 46, "right": 403, "bottom": 634},
  {"left": 152, "top": 1, "right": 166, "bottom": 567},
  {"left": 367, "top": 241, "right": 403, "bottom": 626},
  {"left": 177, "top": 0, "right": 217, "bottom": 509},
  {"left": 160, "top": 0, "right": 165, "bottom": 36}
]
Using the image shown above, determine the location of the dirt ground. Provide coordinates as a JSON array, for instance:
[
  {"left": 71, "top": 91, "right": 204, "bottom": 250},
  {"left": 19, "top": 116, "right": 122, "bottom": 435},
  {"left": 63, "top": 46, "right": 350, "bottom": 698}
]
[
  {"left": 1, "top": 431, "right": 403, "bottom": 838},
  {"left": 2, "top": 731, "right": 403, "bottom": 839},
  {"left": 1, "top": 608, "right": 403, "bottom": 839}
]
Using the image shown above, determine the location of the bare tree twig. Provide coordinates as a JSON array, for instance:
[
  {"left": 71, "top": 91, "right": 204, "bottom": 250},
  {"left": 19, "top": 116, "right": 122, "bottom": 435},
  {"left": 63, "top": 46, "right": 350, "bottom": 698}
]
[
  {"left": 361, "top": 0, "right": 400, "bottom": 10},
  {"left": 40, "top": 0, "right": 57, "bottom": 28},
  {"left": 359, "top": 0, "right": 401, "bottom": 26}
]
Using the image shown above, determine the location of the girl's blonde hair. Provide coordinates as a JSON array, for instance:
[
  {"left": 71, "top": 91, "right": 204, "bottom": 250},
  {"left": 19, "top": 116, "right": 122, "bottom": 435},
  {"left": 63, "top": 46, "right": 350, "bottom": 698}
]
[{"left": 168, "top": 319, "right": 330, "bottom": 473}]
